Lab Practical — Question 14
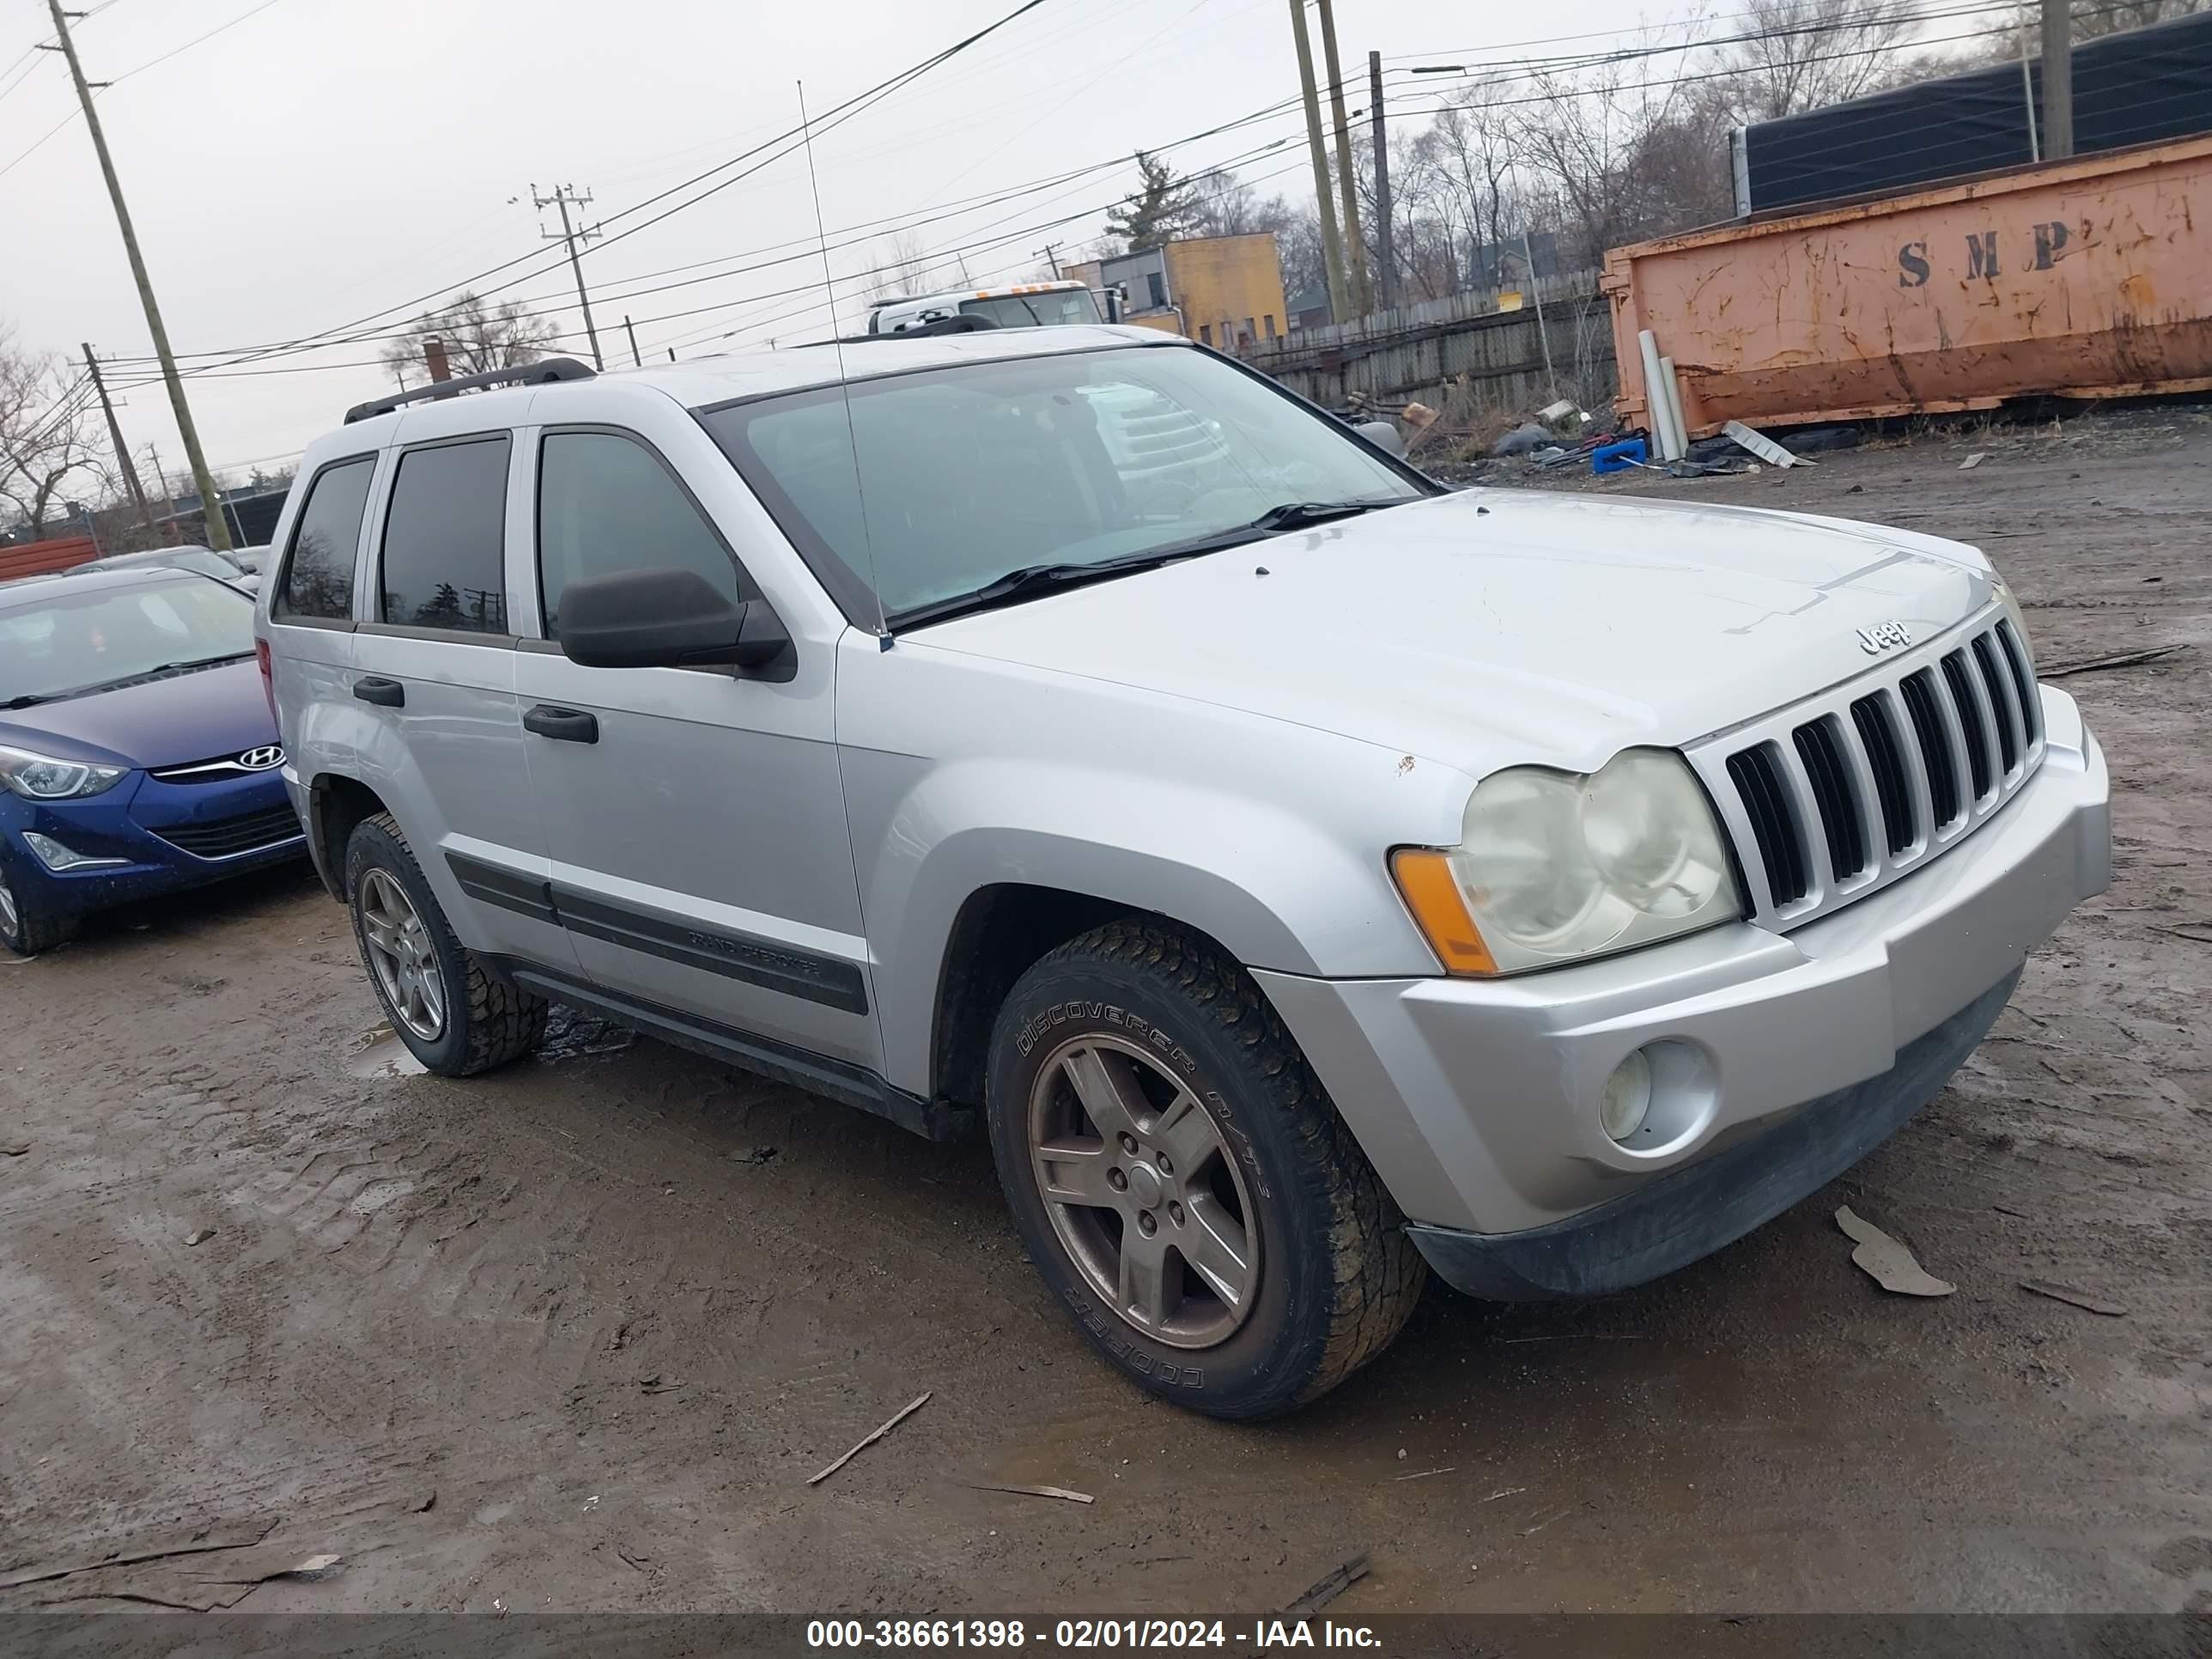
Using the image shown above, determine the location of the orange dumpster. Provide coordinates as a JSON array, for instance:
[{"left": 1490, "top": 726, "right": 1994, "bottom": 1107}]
[{"left": 1604, "top": 134, "right": 2212, "bottom": 438}]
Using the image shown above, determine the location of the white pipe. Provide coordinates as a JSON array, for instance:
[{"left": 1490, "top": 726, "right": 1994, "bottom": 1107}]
[
  {"left": 1638, "top": 329, "right": 1680, "bottom": 459},
  {"left": 1659, "top": 355, "right": 1692, "bottom": 459}
]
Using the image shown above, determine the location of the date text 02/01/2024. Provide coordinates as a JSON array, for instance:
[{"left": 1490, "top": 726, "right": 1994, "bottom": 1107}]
[{"left": 804, "top": 1618, "right": 1382, "bottom": 1649}]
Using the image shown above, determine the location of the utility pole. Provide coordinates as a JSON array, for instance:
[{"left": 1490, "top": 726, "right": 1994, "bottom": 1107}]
[
  {"left": 82, "top": 344, "right": 159, "bottom": 544},
  {"left": 535, "top": 183, "right": 605, "bottom": 370},
  {"left": 623, "top": 315, "right": 641, "bottom": 367},
  {"left": 44, "top": 0, "right": 231, "bottom": 550},
  {"left": 1314, "top": 0, "right": 1369, "bottom": 315},
  {"left": 1369, "top": 52, "right": 1394, "bottom": 313},
  {"left": 2039, "top": 0, "right": 2073, "bottom": 159},
  {"left": 146, "top": 442, "right": 177, "bottom": 543},
  {"left": 1035, "top": 242, "right": 1063, "bottom": 278},
  {"left": 1287, "top": 0, "right": 1349, "bottom": 323}
]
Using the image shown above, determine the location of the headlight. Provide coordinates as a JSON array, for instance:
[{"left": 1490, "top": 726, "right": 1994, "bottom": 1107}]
[
  {"left": 1392, "top": 747, "right": 1741, "bottom": 975},
  {"left": 0, "top": 744, "right": 128, "bottom": 800}
]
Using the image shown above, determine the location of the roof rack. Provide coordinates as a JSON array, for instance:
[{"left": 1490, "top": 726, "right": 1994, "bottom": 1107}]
[{"left": 343, "top": 356, "right": 597, "bottom": 424}]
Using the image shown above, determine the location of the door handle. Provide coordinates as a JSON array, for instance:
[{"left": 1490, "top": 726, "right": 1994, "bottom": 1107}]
[
  {"left": 353, "top": 677, "right": 404, "bottom": 708},
  {"left": 523, "top": 704, "right": 599, "bottom": 744}
]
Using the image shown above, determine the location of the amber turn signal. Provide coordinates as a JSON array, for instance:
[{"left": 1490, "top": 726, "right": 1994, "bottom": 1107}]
[{"left": 1389, "top": 848, "right": 1499, "bottom": 976}]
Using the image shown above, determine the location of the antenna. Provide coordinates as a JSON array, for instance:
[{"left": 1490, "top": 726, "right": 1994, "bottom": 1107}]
[{"left": 798, "top": 79, "right": 888, "bottom": 642}]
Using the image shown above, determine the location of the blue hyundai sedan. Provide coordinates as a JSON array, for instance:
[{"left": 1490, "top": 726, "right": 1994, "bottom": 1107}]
[{"left": 0, "top": 564, "right": 304, "bottom": 954}]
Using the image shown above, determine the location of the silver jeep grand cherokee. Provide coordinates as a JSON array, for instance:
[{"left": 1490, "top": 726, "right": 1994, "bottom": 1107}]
[{"left": 260, "top": 327, "right": 2110, "bottom": 1419}]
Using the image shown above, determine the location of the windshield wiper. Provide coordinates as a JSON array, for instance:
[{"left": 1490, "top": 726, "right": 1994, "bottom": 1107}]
[
  {"left": 890, "top": 550, "right": 1208, "bottom": 630},
  {"left": 1129, "top": 497, "right": 1404, "bottom": 562},
  {"left": 886, "top": 501, "right": 1406, "bottom": 631},
  {"left": 1246, "top": 500, "right": 1396, "bottom": 532},
  {"left": 134, "top": 652, "right": 255, "bottom": 678},
  {"left": 14, "top": 653, "right": 256, "bottom": 707}
]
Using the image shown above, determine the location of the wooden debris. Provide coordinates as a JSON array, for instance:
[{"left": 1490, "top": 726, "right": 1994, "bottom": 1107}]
[
  {"left": 807, "top": 1391, "right": 931, "bottom": 1486},
  {"left": 2043, "top": 644, "right": 2189, "bottom": 678},
  {"left": 967, "top": 1482, "right": 1094, "bottom": 1504},
  {"left": 2021, "top": 1279, "right": 2129, "bottom": 1317},
  {"left": 1281, "top": 1554, "right": 1369, "bottom": 1617}
]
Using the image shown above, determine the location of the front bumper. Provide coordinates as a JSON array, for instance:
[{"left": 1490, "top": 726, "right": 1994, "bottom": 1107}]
[
  {"left": 0, "top": 768, "right": 305, "bottom": 921},
  {"left": 1254, "top": 686, "right": 2111, "bottom": 1267}
]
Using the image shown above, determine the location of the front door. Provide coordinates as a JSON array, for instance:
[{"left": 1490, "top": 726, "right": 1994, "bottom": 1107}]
[{"left": 510, "top": 422, "right": 876, "bottom": 1070}]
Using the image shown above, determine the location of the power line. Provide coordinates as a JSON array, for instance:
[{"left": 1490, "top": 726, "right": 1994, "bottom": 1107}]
[
  {"left": 121, "top": 0, "right": 1061, "bottom": 379},
  {"left": 0, "top": 100, "right": 82, "bottom": 181},
  {"left": 116, "top": 84, "right": 1311, "bottom": 371},
  {"left": 108, "top": 0, "right": 289, "bottom": 87},
  {"left": 0, "top": 0, "right": 276, "bottom": 180}
]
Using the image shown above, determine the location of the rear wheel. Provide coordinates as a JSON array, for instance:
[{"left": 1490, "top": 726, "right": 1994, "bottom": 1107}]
[
  {"left": 0, "top": 861, "right": 78, "bottom": 957},
  {"left": 344, "top": 812, "right": 546, "bottom": 1076},
  {"left": 986, "top": 920, "right": 1425, "bottom": 1419}
]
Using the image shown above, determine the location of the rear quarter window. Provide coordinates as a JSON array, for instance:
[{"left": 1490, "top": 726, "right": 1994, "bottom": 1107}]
[{"left": 275, "top": 456, "right": 376, "bottom": 621}]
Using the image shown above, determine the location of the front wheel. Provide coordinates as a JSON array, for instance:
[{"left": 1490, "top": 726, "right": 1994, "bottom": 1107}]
[
  {"left": 986, "top": 921, "right": 1425, "bottom": 1419},
  {"left": 0, "top": 860, "right": 77, "bottom": 957}
]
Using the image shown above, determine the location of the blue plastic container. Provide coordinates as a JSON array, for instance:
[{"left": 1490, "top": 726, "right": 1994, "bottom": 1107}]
[{"left": 1592, "top": 436, "right": 1648, "bottom": 475}]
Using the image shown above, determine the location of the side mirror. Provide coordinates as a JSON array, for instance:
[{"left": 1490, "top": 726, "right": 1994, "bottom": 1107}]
[{"left": 556, "top": 567, "right": 793, "bottom": 678}]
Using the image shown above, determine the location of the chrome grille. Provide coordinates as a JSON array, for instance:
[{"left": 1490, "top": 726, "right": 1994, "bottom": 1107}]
[{"left": 1691, "top": 611, "right": 2045, "bottom": 927}]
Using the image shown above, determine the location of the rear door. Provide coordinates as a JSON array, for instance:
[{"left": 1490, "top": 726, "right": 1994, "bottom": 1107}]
[
  {"left": 509, "top": 408, "right": 875, "bottom": 1070},
  {"left": 264, "top": 448, "right": 377, "bottom": 810},
  {"left": 352, "top": 409, "right": 578, "bottom": 973}
]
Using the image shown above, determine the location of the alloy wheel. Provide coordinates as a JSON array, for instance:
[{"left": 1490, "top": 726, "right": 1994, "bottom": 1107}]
[
  {"left": 358, "top": 868, "right": 447, "bottom": 1042},
  {"left": 0, "top": 868, "right": 17, "bottom": 940},
  {"left": 1026, "top": 1034, "right": 1261, "bottom": 1349}
]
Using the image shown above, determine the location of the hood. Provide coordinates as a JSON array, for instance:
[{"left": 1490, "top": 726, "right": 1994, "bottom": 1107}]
[
  {"left": 0, "top": 658, "right": 276, "bottom": 771},
  {"left": 911, "top": 489, "right": 1998, "bottom": 775}
]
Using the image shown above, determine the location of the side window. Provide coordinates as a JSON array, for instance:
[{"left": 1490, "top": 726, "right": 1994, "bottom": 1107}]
[
  {"left": 378, "top": 436, "right": 512, "bottom": 635},
  {"left": 535, "top": 430, "right": 744, "bottom": 638},
  {"left": 275, "top": 456, "right": 374, "bottom": 621}
]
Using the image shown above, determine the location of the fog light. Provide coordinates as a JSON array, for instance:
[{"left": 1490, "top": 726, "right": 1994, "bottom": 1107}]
[
  {"left": 21, "top": 831, "right": 125, "bottom": 872},
  {"left": 1600, "top": 1049, "right": 1654, "bottom": 1143}
]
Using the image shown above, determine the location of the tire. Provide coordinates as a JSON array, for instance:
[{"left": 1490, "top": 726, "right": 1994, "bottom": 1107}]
[
  {"left": 344, "top": 811, "right": 546, "bottom": 1076},
  {"left": 0, "top": 860, "right": 78, "bottom": 957},
  {"left": 986, "top": 920, "right": 1425, "bottom": 1419}
]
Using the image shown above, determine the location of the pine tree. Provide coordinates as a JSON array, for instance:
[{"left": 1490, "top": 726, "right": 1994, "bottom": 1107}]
[{"left": 1105, "top": 152, "right": 1204, "bottom": 251}]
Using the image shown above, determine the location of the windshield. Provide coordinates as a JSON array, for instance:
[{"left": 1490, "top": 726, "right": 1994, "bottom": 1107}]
[
  {"left": 0, "top": 576, "right": 256, "bottom": 706},
  {"left": 959, "top": 289, "right": 1103, "bottom": 328},
  {"left": 700, "top": 344, "right": 1422, "bottom": 623}
]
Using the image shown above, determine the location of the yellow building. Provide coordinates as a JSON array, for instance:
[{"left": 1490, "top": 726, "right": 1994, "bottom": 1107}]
[{"left": 1093, "top": 234, "right": 1289, "bottom": 351}]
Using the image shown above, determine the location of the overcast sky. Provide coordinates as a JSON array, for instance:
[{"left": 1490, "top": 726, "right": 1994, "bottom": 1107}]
[{"left": 4, "top": 0, "right": 1703, "bottom": 492}]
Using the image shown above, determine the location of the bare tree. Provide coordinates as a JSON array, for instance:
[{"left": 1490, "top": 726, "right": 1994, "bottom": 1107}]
[
  {"left": 1189, "top": 172, "right": 1295, "bottom": 239},
  {"left": 1273, "top": 204, "right": 1328, "bottom": 303},
  {"left": 380, "top": 292, "right": 558, "bottom": 388},
  {"left": 1419, "top": 101, "right": 1521, "bottom": 288},
  {"left": 865, "top": 228, "right": 953, "bottom": 302},
  {"left": 1718, "top": 0, "right": 1917, "bottom": 124},
  {"left": 1, "top": 326, "right": 105, "bottom": 541},
  {"left": 2067, "top": 0, "right": 2206, "bottom": 38}
]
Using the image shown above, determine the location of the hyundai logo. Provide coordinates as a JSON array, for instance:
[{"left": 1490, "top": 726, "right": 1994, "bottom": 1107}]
[{"left": 238, "top": 745, "right": 284, "bottom": 771}]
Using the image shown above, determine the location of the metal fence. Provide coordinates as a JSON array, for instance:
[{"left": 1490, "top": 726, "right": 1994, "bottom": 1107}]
[{"left": 1241, "top": 271, "right": 1614, "bottom": 418}]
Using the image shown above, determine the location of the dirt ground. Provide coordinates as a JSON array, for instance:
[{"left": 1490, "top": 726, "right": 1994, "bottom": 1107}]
[{"left": 2, "top": 406, "right": 2208, "bottom": 1618}]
